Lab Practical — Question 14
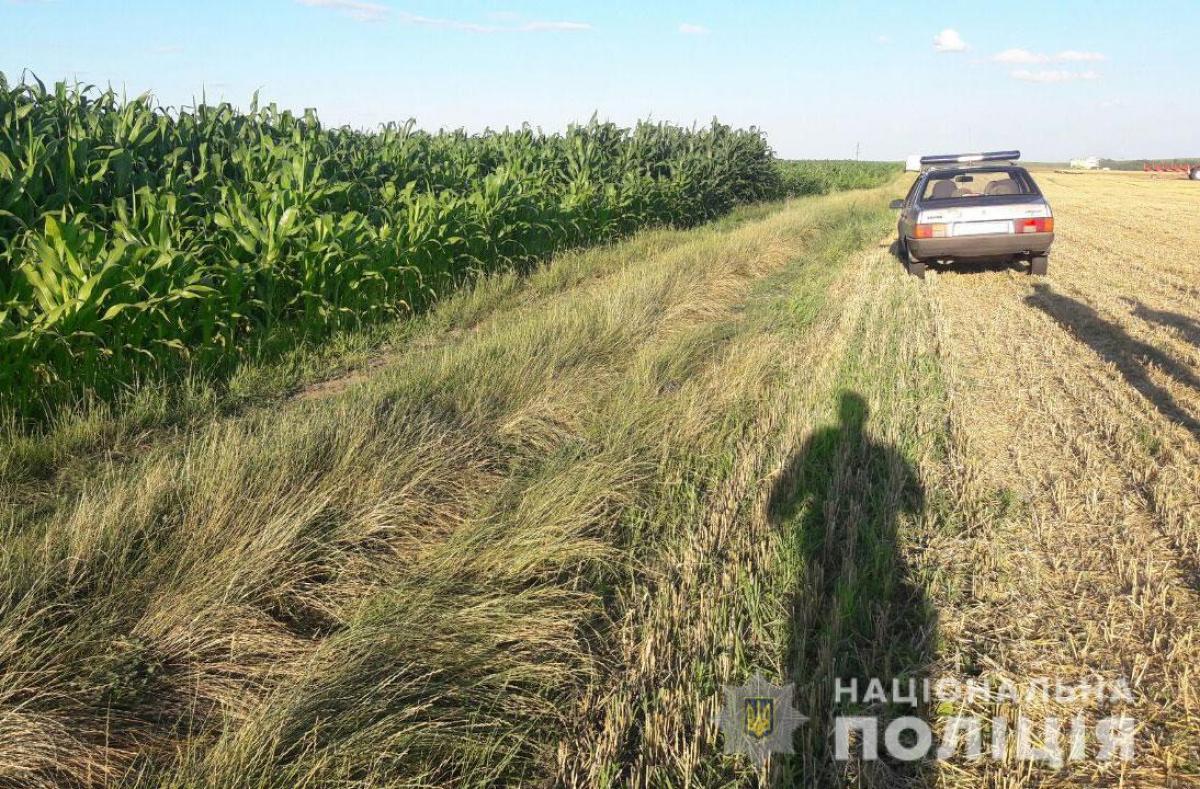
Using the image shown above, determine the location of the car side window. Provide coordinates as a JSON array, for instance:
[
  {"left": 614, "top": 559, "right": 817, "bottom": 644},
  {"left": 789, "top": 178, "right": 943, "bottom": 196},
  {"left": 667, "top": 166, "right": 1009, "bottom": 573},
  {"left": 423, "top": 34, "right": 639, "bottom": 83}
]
[{"left": 1013, "top": 169, "right": 1042, "bottom": 196}]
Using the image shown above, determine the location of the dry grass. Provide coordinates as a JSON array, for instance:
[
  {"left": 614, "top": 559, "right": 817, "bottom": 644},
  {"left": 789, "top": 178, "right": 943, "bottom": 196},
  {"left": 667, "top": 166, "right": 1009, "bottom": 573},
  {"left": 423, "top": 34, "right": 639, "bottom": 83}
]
[{"left": 0, "top": 187, "right": 899, "bottom": 787}]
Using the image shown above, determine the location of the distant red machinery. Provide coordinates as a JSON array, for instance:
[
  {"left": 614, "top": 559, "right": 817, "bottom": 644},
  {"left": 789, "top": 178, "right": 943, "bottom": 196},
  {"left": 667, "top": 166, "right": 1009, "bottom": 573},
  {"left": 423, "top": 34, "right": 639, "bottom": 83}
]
[{"left": 1143, "top": 161, "right": 1200, "bottom": 179}]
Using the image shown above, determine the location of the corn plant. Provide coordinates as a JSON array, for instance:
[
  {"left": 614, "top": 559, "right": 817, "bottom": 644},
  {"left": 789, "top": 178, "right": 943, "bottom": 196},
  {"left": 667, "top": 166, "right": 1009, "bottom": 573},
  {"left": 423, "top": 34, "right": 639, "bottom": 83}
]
[{"left": 0, "top": 74, "right": 799, "bottom": 421}]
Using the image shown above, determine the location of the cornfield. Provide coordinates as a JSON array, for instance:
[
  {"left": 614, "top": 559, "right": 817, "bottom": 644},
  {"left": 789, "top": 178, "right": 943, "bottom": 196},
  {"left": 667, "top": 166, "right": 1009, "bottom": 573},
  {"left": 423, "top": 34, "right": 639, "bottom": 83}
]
[
  {"left": 776, "top": 159, "right": 901, "bottom": 196},
  {"left": 0, "top": 75, "right": 798, "bottom": 420}
]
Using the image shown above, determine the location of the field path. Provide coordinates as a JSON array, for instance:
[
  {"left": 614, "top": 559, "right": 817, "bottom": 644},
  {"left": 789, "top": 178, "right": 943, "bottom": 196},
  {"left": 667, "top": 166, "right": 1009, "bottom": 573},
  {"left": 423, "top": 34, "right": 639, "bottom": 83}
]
[{"left": 919, "top": 172, "right": 1200, "bottom": 786}]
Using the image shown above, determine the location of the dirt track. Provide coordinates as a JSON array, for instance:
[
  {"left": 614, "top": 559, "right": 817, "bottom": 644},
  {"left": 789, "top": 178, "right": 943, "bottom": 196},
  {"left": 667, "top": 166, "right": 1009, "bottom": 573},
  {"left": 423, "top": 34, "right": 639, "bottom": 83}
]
[{"left": 920, "top": 172, "right": 1200, "bottom": 785}]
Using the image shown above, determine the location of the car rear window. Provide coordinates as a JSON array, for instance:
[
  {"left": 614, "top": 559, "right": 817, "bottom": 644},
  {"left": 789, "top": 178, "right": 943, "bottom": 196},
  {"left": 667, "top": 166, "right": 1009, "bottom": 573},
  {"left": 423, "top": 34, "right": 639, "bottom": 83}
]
[{"left": 922, "top": 169, "right": 1035, "bottom": 201}]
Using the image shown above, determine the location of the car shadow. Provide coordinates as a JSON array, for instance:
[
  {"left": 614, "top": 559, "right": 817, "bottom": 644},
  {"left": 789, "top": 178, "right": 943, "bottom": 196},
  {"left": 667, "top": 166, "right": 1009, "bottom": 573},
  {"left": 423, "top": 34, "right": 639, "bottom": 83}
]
[
  {"left": 887, "top": 240, "right": 1028, "bottom": 276},
  {"left": 1027, "top": 285, "right": 1200, "bottom": 440},
  {"left": 928, "top": 258, "right": 1027, "bottom": 276},
  {"left": 771, "top": 391, "right": 936, "bottom": 786},
  {"left": 1122, "top": 298, "right": 1200, "bottom": 349}
]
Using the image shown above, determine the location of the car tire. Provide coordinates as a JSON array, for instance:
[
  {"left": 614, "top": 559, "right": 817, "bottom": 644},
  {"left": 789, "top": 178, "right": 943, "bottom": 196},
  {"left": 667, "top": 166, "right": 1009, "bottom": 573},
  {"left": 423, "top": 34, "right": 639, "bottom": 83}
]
[
  {"left": 907, "top": 260, "right": 926, "bottom": 279},
  {"left": 1030, "top": 255, "right": 1049, "bottom": 276}
]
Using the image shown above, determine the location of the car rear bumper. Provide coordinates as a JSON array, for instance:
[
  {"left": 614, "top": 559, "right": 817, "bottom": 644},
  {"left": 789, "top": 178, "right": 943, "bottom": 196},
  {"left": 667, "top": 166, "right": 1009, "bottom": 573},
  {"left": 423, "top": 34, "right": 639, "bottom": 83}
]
[{"left": 908, "top": 232, "right": 1053, "bottom": 260}]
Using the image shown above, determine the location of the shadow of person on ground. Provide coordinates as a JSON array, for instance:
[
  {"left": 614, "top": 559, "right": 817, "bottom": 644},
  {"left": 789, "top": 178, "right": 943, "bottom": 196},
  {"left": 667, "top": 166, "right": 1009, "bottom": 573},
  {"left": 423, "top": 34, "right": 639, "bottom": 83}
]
[
  {"left": 1028, "top": 284, "right": 1200, "bottom": 440},
  {"left": 770, "top": 392, "right": 935, "bottom": 787},
  {"left": 1122, "top": 297, "right": 1200, "bottom": 349}
]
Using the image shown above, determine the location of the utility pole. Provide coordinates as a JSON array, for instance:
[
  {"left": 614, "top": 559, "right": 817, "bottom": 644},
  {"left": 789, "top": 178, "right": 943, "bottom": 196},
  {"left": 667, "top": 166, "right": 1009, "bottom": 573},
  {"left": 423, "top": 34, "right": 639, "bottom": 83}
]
[{"left": 855, "top": 142, "right": 860, "bottom": 161}]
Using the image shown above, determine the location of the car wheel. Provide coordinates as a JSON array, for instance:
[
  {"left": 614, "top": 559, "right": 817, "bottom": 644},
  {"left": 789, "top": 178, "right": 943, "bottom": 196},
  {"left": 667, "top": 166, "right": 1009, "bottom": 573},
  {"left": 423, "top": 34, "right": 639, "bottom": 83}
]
[
  {"left": 1030, "top": 255, "right": 1049, "bottom": 276},
  {"left": 907, "top": 260, "right": 926, "bottom": 279}
]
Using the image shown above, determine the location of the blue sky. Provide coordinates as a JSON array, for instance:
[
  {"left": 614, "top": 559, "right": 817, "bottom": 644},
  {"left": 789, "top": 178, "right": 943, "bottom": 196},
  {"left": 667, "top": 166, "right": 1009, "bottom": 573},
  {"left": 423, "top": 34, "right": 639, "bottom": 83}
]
[{"left": 3, "top": 0, "right": 1196, "bottom": 159}]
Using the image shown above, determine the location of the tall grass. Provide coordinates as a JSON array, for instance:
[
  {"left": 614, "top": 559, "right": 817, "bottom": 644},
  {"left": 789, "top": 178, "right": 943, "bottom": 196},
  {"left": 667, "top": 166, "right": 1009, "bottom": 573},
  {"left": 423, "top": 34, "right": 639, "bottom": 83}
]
[{"left": 0, "top": 75, "right": 786, "bottom": 421}]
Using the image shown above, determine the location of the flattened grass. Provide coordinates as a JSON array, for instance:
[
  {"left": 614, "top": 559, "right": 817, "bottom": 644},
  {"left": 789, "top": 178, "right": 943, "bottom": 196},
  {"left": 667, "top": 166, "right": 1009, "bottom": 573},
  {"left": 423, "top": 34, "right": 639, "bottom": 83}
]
[{"left": 2, "top": 188, "right": 906, "bottom": 786}]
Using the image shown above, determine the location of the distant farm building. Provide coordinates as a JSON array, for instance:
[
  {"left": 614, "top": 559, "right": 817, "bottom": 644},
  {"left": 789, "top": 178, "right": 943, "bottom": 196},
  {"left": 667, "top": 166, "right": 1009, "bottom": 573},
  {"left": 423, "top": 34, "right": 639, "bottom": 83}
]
[{"left": 1069, "top": 157, "right": 1101, "bottom": 170}]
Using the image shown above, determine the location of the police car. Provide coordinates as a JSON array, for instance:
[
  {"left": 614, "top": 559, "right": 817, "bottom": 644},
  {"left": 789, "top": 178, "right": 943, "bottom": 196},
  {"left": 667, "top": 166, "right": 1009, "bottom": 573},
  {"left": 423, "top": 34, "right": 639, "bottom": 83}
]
[{"left": 891, "top": 151, "right": 1054, "bottom": 278}]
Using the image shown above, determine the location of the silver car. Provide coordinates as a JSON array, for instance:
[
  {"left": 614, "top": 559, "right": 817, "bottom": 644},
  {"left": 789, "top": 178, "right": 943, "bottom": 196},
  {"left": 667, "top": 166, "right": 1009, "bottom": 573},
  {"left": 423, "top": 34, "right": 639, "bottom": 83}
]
[{"left": 891, "top": 151, "right": 1054, "bottom": 278}]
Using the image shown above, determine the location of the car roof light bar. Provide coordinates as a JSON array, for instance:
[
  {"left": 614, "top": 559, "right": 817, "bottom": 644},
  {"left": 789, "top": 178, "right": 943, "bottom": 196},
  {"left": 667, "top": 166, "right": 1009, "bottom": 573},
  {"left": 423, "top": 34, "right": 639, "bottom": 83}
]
[{"left": 920, "top": 150, "right": 1021, "bottom": 167}]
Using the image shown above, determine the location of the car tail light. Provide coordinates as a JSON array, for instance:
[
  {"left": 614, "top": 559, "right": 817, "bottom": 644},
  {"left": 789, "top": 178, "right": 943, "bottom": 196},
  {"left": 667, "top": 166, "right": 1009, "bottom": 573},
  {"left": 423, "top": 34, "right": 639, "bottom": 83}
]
[
  {"left": 914, "top": 223, "right": 948, "bottom": 239},
  {"left": 1018, "top": 217, "right": 1053, "bottom": 234}
]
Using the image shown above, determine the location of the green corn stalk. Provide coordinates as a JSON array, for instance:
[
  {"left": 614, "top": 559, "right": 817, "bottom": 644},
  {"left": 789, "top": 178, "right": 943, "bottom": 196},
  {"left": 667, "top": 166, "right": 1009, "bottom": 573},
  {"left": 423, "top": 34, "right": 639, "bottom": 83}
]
[{"left": 0, "top": 72, "right": 810, "bottom": 423}]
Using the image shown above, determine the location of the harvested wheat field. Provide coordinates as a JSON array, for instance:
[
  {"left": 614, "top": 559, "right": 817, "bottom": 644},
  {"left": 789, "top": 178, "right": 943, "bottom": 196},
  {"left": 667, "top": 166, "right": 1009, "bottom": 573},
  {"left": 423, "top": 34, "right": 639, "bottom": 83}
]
[
  {"left": 916, "top": 171, "right": 1200, "bottom": 787},
  {"left": 1, "top": 171, "right": 1198, "bottom": 787}
]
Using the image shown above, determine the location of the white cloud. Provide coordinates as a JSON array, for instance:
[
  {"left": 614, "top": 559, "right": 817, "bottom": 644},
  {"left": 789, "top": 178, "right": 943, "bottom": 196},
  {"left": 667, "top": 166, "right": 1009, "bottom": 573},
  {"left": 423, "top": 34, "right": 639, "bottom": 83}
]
[
  {"left": 992, "top": 48, "right": 1106, "bottom": 64},
  {"left": 876, "top": 34, "right": 891, "bottom": 44},
  {"left": 1056, "top": 50, "right": 1106, "bottom": 62},
  {"left": 295, "top": 2, "right": 591, "bottom": 32},
  {"left": 294, "top": 0, "right": 389, "bottom": 23},
  {"left": 395, "top": 12, "right": 492, "bottom": 32},
  {"left": 521, "top": 20, "right": 591, "bottom": 32},
  {"left": 679, "top": 23, "right": 710, "bottom": 35},
  {"left": 992, "top": 48, "right": 1048, "bottom": 64},
  {"left": 393, "top": 10, "right": 590, "bottom": 33},
  {"left": 150, "top": 44, "right": 185, "bottom": 55},
  {"left": 933, "top": 29, "right": 968, "bottom": 53},
  {"left": 1011, "top": 69, "right": 1099, "bottom": 83}
]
